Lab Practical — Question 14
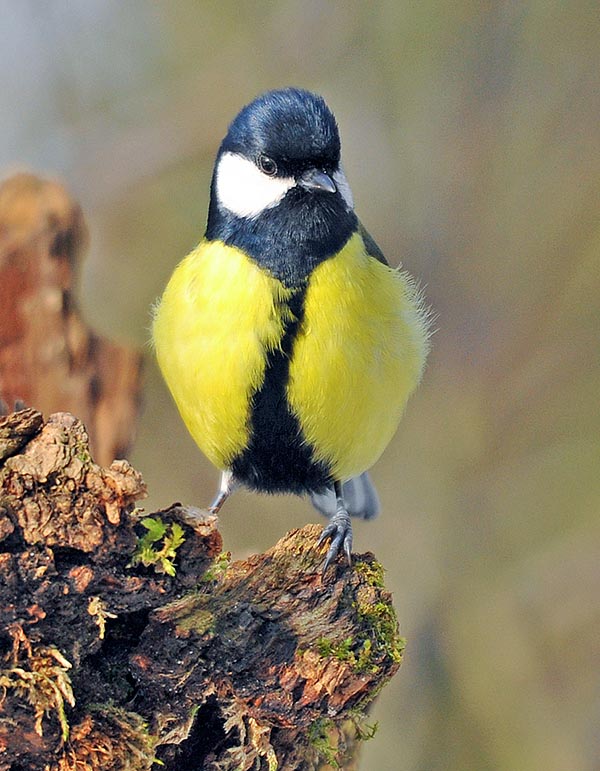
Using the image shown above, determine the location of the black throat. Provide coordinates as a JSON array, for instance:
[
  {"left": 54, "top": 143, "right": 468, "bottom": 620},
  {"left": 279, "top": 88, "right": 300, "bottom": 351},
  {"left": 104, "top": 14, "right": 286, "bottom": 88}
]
[{"left": 205, "top": 180, "right": 358, "bottom": 288}]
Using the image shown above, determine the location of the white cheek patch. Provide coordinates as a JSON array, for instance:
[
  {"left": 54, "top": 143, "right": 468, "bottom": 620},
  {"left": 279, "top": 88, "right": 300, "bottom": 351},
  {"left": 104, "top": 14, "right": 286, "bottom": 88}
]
[
  {"left": 215, "top": 152, "right": 296, "bottom": 218},
  {"left": 333, "top": 168, "right": 354, "bottom": 209}
]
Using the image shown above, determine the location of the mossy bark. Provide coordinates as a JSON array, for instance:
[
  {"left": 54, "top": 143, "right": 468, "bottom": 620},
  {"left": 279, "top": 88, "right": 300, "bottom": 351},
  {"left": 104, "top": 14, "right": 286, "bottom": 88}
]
[{"left": 0, "top": 409, "right": 402, "bottom": 770}]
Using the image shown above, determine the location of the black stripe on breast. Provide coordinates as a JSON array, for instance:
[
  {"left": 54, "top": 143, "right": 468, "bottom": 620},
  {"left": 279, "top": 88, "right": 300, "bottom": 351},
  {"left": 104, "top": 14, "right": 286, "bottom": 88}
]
[{"left": 231, "top": 287, "right": 333, "bottom": 495}]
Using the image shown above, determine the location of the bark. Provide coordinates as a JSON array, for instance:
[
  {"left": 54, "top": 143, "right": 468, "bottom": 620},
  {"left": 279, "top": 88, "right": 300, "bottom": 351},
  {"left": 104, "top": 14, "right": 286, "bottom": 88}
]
[
  {"left": 0, "top": 409, "right": 403, "bottom": 770},
  {"left": 0, "top": 173, "right": 143, "bottom": 466}
]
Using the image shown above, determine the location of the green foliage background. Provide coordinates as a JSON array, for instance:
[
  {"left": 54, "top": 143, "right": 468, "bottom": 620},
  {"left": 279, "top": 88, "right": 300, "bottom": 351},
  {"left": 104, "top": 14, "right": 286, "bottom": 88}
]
[{"left": 2, "top": 2, "right": 598, "bottom": 769}]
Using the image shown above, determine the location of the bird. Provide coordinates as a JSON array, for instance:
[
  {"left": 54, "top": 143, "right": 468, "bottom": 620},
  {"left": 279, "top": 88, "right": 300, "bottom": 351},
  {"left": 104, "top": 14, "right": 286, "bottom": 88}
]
[{"left": 152, "top": 88, "right": 430, "bottom": 572}]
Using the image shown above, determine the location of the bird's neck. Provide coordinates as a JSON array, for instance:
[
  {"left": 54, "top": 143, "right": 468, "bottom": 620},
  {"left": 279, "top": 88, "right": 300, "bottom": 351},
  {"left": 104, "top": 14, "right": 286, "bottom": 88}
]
[{"left": 205, "top": 183, "right": 358, "bottom": 287}]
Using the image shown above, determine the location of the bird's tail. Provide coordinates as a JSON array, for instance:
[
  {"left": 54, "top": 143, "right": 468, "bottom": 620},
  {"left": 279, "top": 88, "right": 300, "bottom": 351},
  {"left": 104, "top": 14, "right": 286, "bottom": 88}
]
[{"left": 310, "top": 472, "right": 380, "bottom": 521}]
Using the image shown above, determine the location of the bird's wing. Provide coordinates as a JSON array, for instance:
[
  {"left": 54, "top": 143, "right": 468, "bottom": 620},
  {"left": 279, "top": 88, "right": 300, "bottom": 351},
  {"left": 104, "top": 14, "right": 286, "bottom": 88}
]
[
  {"left": 310, "top": 472, "right": 380, "bottom": 521},
  {"left": 358, "top": 221, "right": 389, "bottom": 266}
]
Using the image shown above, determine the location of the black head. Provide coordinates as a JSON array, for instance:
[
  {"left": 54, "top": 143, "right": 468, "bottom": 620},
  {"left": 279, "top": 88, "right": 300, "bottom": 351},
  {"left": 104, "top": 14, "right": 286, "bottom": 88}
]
[
  {"left": 221, "top": 88, "right": 341, "bottom": 178},
  {"left": 205, "top": 88, "right": 358, "bottom": 286}
]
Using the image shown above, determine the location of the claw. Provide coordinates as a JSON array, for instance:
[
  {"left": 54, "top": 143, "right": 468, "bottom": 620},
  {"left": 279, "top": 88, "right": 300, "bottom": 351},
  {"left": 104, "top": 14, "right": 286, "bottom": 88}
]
[
  {"left": 344, "top": 532, "right": 353, "bottom": 566},
  {"left": 318, "top": 506, "right": 353, "bottom": 574},
  {"left": 317, "top": 521, "right": 336, "bottom": 546}
]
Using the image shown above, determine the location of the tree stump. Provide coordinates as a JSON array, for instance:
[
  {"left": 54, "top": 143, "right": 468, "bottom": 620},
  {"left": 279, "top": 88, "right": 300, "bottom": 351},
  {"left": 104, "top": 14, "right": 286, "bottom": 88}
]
[
  {"left": 0, "top": 408, "right": 403, "bottom": 770},
  {"left": 0, "top": 173, "right": 143, "bottom": 466}
]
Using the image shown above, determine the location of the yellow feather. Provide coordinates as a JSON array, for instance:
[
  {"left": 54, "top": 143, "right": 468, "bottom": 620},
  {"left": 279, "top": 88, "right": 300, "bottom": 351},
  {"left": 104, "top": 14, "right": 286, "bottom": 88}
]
[
  {"left": 152, "top": 239, "right": 293, "bottom": 469},
  {"left": 153, "top": 232, "right": 429, "bottom": 483},
  {"left": 287, "top": 231, "right": 430, "bottom": 480}
]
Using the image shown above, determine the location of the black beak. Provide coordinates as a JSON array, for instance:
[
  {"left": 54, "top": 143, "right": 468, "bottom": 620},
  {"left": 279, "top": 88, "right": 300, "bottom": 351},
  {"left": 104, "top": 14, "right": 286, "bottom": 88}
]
[{"left": 299, "top": 168, "right": 337, "bottom": 194}]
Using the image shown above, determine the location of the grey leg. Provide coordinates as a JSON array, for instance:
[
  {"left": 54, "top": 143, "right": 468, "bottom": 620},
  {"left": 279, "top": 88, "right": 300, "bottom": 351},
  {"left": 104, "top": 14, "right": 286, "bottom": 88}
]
[
  {"left": 317, "top": 479, "right": 353, "bottom": 573},
  {"left": 208, "top": 470, "right": 238, "bottom": 514}
]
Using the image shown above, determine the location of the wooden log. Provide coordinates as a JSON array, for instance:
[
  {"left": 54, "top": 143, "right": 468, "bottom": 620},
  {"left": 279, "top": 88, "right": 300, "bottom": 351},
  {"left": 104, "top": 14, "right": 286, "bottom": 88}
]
[
  {"left": 0, "top": 173, "right": 143, "bottom": 466},
  {"left": 0, "top": 409, "right": 403, "bottom": 770}
]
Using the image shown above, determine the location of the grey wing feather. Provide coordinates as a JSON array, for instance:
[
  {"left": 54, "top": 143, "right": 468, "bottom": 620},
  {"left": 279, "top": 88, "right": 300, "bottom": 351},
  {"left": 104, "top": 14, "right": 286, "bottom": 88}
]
[
  {"left": 310, "top": 472, "right": 380, "bottom": 521},
  {"left": 358, "top": 222, "right": 389, "bottom": 266}
]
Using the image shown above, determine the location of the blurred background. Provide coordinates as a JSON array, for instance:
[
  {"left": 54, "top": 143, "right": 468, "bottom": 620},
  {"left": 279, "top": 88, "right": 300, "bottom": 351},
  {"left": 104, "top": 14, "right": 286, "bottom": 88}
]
[{"left": 1, "top": 1, "right": 599, "bottom": 769}]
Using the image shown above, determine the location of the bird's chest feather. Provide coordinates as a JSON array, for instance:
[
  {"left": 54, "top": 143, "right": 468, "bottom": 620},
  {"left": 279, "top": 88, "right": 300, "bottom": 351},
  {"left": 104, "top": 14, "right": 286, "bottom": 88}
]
[
  {"left": 154, "top": 233, "right": 426, "bottom": 479},
  {"left": 153, "top": 239, "right": 295, "bottom": 469},
  {"left": 288, "top": 232, "right": 426, "bottom": 478}
]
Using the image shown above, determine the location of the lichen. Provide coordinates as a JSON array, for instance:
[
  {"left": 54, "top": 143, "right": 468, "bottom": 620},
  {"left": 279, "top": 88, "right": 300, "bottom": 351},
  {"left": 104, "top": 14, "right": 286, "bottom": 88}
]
[
  {"left": 211, "top": 706, "right": 279, "bottom": 770},
  {"left": 0, "top": 630, "right": 74, "bottom": 741},
  {"left": 52, "top": 705, "right": 158, "bottom": 771},
  {"left": 87, "top": 595, "right": 117, "bottom": 640}
]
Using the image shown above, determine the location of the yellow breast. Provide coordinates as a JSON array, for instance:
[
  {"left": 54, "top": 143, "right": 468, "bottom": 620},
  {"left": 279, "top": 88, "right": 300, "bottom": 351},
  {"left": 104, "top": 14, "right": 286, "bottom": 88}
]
[
  {"left": 152, "top": 239, "right": 293, "bottom": 469},
  {"left": 153, "top": 232, "right": 429, "bottom": 482},
  {"left": 287, "top": 231, "right": 429, "bottom": 480}
]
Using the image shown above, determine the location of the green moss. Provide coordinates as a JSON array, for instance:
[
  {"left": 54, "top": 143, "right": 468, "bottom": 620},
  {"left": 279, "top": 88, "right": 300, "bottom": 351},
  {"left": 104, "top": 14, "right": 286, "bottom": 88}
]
[
  {"left": 308, "top": 718, "right": 340, "bottom": 768},
  {"left": 177, "top": 607, "right": 215, "bottom": 635},
  {"left": 315, "top": 560, "right": 404, "bottom": 675},
  {"left": 355, "top": 638, "right": 376, "bottom": 673},
  {"left": 354, "top": 558, "right": 385, "bottom": 588},
  {"left": 129, "top": 516, "right": 185, "bottom": 576},
  {"left": 201, "top": 551, "right": 231, "bottom": 582},
  {"left": 355, "top": 595, "right": 406, "bottom": 672},
  {"left": 316, "top": 561, "right": 407, "bottom": 675},
  {"left": 315, "top": 634, "right": 386, "bottom": 674},
  {"left": 316, "top": 636, "right": 355, "bottom": 662}
]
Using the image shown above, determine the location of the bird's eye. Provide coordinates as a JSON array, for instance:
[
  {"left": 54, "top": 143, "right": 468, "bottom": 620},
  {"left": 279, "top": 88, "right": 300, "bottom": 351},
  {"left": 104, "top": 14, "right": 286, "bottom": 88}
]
[{"left": 258, "top": 154, "right": 277, "bottom": 176}]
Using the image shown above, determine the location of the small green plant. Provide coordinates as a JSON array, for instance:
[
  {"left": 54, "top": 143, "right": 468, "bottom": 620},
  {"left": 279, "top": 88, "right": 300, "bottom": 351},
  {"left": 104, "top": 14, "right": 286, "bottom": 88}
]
[
  {"left": 316, "top": 636, "right": 355, "bottom": 662},
  {"left": 352, "top": 714, "right": 379, "bottom": 741},
  {"left": 129, "top": 517, "right": 185, "bottom": 576},
  {"left": 308, "top": 718, "right": 340, "bottom": 768},
  {"left": 201, "top": 551, "right": 231, "bottom": 582}
]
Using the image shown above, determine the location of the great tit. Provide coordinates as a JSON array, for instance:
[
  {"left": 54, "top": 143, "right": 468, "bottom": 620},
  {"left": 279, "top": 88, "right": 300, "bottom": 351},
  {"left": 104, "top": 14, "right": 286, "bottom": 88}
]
[{"left": 152, "top": 88, "right": 430, "bottom": 571}]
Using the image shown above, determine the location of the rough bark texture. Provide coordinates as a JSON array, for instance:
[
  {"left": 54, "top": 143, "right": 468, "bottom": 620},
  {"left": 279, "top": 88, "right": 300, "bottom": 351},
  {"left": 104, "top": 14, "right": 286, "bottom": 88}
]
[
  {"left": 0, "top": 173, "right": 143, "bottom": 466},
  {"left": 0, "top": 409, "right": 403, "bottom": 770}
]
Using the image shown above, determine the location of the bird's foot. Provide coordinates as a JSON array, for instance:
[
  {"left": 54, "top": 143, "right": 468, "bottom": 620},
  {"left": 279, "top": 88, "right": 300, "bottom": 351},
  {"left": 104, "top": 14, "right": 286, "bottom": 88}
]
[{"left": 317, "top": 507, "right": 353, "bottom": 574}]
